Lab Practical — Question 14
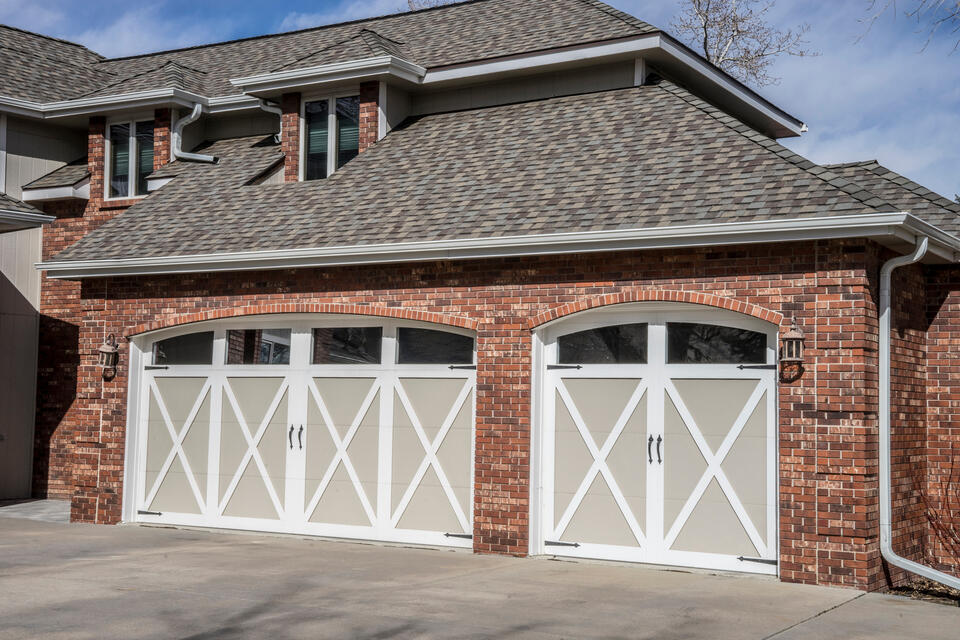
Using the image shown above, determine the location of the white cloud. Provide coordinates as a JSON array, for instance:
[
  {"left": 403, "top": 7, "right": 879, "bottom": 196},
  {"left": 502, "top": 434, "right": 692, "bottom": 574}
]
[
  {"left": 0, "top": 0, "right": 65, "bottom": 32},
  {"left": 69, "top": 7, "right": 237, "bottom": 57},
  {"left": 278, "top": 0, "right": 406, "bottom": 32}
]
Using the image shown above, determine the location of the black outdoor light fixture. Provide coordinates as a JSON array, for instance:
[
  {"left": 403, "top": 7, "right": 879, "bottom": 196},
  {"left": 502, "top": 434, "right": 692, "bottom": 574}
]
[
  {"left": 98, "top": 333, "right": 120, "bottom": 380},
  {"left": 779, "top": 318, "right": 805, "bottom": 381}
]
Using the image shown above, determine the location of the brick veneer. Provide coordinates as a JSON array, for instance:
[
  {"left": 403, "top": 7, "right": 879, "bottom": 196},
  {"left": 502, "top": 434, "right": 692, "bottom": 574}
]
[
  {"left": 153, "top": 108, "right": 171, "bottom": 171},
  {"left": 280, "top": 92, "right": 300, "bottom": 182},
  {"left": 51, "top": 238, "right": 959, "bottom": 590},
  {"left": 358, "top": 81, "right": 379, "bottom": 151}
]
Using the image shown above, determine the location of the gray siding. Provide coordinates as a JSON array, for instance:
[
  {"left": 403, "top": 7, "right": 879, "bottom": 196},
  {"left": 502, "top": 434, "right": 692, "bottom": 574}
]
[
  {"left": 205, "top": 113, "right": 277, "bottom": 141},
  {"left": 410, "top": 61, "right": 635, "bottom": 116},
  {"left": 4, "top": 116, "right": 85, "bottom": 199},
  {"left": 384, "top": 84, "right": 411, "bottom": 135}
]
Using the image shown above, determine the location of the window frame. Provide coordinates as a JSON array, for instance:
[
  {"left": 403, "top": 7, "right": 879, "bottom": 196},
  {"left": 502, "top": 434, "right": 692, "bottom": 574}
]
[
  {"left": 104, "top": 114, "right": 155, "bottom": 201},
  {"left": 298, "top": 89, "right": 361, "bottom": 182}
]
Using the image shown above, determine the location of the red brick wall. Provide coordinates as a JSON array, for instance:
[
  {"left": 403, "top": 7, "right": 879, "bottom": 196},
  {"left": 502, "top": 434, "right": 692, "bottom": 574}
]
[
  {"left": 359, "top": 81, "right": 379, "bottom": 152},
  {"left": 153, "top": 108, "right": 171, "bottom": 171},
  {"left": 925, "top": 265, "right": 960, "bottom": 577},
  {"left": 281, "top": 92, "right": 300, "bottom": 182},
  {"left": 59, "top": 239, "right": 906, "bottom": 589}
]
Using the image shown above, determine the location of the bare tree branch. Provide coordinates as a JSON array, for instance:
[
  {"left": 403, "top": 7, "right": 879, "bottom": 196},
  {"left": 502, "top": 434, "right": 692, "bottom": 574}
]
[
  {"left": 408, "top": 0, "right": 455, "bottom": 9},
  {"left": 671, "top": 0, "right": 818, "bottom": 86},
  {"left": 862, "top": 0, "right": 960, "bottom": 51}
]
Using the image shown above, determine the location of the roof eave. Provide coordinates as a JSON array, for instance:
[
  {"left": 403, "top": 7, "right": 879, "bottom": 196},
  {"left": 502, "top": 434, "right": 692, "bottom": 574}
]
[
  {"left": 37, "top": 213, "right": 959, "bottom": 279},
  {"left": 0, "top": 208, "right": 56, "bottom": 233},
  {"left": 21, "top": 176, "right": 90, "bottom": 202},
  {"left": 229, "top": 56, "right": 428, "bottom": 97}
]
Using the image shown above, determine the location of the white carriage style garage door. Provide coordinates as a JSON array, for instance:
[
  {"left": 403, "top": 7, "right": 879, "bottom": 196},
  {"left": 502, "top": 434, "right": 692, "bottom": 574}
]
[
  {"left": 128, "top": 316, "right": 476, "bottom": 548},
  {"left": 536, "top": 304, "right": 778, "bottom": 575}
]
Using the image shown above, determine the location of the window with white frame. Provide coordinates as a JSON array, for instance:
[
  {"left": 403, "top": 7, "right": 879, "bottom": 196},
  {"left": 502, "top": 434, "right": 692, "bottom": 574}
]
[
  {"left": 107, "top": 120, "right": 154, "bottom": 198},
  {"left": 303, "top": 96, "right": 360, "bottom": 180}
]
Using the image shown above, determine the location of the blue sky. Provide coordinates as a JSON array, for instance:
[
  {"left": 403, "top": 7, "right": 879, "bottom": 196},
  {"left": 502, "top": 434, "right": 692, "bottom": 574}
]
[{"left": 2, "top": 0, "right": 957, "bottom": 200}]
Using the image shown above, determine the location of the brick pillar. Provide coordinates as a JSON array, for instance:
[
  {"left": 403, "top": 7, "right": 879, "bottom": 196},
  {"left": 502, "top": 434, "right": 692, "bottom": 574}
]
[
  {"left": 281, "top": 92, "right": 301, "bottom": 182},
  {"left": 88, "top": 116, "right": 106, "bottom": 204},
  {"left": 153, "top": 107, "right": 171, "bottom": 171},
  {"left": 358, "top": 81, "right": 380, "bottom": 152}
]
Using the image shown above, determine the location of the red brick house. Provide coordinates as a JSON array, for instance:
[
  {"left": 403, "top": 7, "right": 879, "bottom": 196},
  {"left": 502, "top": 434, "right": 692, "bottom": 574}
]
[{"left": 0, "top": 0, "right": 957, "bottom": 592}]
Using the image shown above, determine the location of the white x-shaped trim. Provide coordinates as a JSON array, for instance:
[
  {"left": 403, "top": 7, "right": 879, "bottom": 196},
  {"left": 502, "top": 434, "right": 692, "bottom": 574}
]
[
  {"left": 144, "top": 379, "right": 210, "bottom": 511},
  {"left": 218, "top": 379, "right": 289, "bottom": 519},
  {"left": 304, "top": 378, "right": 380, "bottom": 526},
  {"left": 391, "top": 378, "right": 473, "bottom": 533},
  {"left": 553, "top": 379, "right": 648, "bottom": 546},
  {"left": 662, "top": 379, "right": 767, "bottom": 556}
]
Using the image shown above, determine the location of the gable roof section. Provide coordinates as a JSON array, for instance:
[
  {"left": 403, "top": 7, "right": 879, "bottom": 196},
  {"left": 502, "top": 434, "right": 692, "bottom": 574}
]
[
  {"left": 825, "top": 160, "right": 960, "bottom": 235},
  {"left": 51, "top": 81, "right": 907, "bottom": 267}
]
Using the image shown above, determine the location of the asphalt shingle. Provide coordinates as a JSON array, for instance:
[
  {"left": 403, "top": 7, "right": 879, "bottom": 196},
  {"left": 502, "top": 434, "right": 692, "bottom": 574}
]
[{"left": 22, "top": 159, "right": 90, "bottom": 189}]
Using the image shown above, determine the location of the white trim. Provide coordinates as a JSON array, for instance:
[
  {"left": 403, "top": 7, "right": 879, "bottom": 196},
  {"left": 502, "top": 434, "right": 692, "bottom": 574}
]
[
  {"left": 0, "top": 112, "right": 7, "bottom": 193},
  {"left": 145, "top": 177, "right": 173, "bottom": 192},
  {"left": 230, "top": 57, "right": 426, "bottom": 95},
  {"left": 38, "top": 213, "right": 960, "bottom": 278},
  {"left": 299, "top": 92, "right": 361, "bottom": 181},
  {"left": 21, "top": 177, "right": 90, "bottom": 202},
  {"left": 377, "top": 81, "right": 388, "bottom": 141},
  {"left": 0, "top": 208, "right": 56, "bottom": 230},
  {"left": 633, "top": 57, "right": 647, "bottom": 87}
]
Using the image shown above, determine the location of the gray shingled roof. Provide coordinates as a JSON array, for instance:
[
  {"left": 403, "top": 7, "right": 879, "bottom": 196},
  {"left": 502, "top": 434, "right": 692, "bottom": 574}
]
[
  {"left": 53, "top": 81, "right": 903, "bottom": 263},
  {"left": 22, "top": 158, "right": 90, "bottom": 189},
  {"left": 2, "top": 0, "right": 657, "bottom": 102},
  {"left": 0, "top": 192, "right": 44, "bottom": 215},
  {"left": 826, "top": 160, "right": 960, "bottom": 235}
]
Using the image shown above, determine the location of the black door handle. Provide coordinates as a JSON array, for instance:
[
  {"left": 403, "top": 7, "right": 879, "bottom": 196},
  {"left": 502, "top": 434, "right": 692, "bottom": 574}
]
[
  {"left": 647, "top": 435, "right": 653, "bottom": 464},
  {"left": 288, "top": 425, "right": 294, "bottom": 450},
  {"left": 656, "top": 435, "right": 663, "bottom": 464},
  {"left": 298, "top": 425, "right": 304, "bottom": 450}
]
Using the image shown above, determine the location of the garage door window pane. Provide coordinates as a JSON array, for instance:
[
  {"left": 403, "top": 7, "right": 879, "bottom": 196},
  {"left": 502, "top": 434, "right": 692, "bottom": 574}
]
[
  {"left": 397, "top": 328, "right": 474, "bottom": 365},
  {"left": 153, "top": 332, "right": 214, "bottom": 365},
  {"left": 226, "top": 329, "right": 291, "bottom": 365},
  {"left": 667, "top": 323, "right": 766, "bottom": 364},
  {"left": 312, "top": 327, "right": 382, "bottom": 364},
  {"left": 557, "top": 323, "right": 648, "bottom": 364}
]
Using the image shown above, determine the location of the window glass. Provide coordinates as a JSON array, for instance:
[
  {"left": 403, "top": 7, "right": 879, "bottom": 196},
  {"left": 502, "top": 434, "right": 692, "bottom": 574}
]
[
  {"left": 152, "top": 332, "right": 214, "bottom": 365},
  {"left": 666, "top": 323, "right": 766, "bottom": 364},
  {"left": 558, "top": 323, "right": 648, "bottom": 364},
  {"left": 109, "top": 123, "right": 130, "bottom": 197},
  {"left": 226, "top": 329, "right": 291, "bottom": 365},
  {"left": 336, "top": 96, "right": 360, "bottom": 168},
  {"left": 397, "top": 328, "right": 474, "bottom": 365},
  {"left": 305, "top": 100, "right": 329, "bottom": 180},
  {"left": 312, "top": 327, "right": 382, "bottom": 364},
  {"left": 135, "top": 121, "right": 155, "bottom": 196}
]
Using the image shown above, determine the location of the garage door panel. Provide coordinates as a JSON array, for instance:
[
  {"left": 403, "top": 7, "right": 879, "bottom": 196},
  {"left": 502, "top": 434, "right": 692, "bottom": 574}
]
[
  {"left": 223, "top": 459, "right": 280, "bottom": 519},
  {"left": 145, "top": 391, "right": 172, "bottom": 495},
  {"left": 563, "top": 378, "right": 639, "bottom": 444},
  {"left": 180, "top": 391, "right": 211, "bottom": 504},
  {"left": 435, "top": 389, "right": 473, "bottom": 517},
  {"left": 346, "top": 390, "right": 380, "bottom": 511},
  {"left": 149, "top": 456, "right": 202, "bottom": 514},
  {"left": 561, "top": 474, "right": 637, "bottom": 547},
  {"left": 722, "top": 394, "right": 768, "bottom": 544},
  {"left": 392, "top": 393, "right": 423, "bottom": 513},
  {"left": 400, "top": 378, "right": 465, "bottom": 443},
  {"left": 672, "top": 379, "right": 759, "bottom": 452},
  {"left": 553, "top": 393, "right": 594, "bottom": 527},
  {"left": 257, "top": 388, "right": 288, "bottom": 505},
  {"left": 313, "top": 377, "right": 376, "bottom": 439},
  {"left": 305, "top": 386, "right": 339, "bottom": 506},
  {"left": 309, "top": 461, "right": 371, "bottom": 526},
  {"left": 663, "top": 392, "right": 708, "bottom": 533},
  {"left": 605, "top": 394, "right": 647, "bottom": 534},
  {"left": 670, "top": 479, "right": 759, "bottom": 557},
  {"left": 396, "top": 466, "right": 461, "bottom": 533},
  {"left": 219, "top": 392, "right": 249, "bottom": 504}
]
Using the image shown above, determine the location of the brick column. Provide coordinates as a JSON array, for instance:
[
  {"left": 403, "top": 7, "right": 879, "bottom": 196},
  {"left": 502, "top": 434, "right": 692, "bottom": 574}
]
[
  {"left": 358, "top": 81, "right": 380, "bottom": 152},
  {"left": 281, "top": 92, "right": 301, "bottom": 182},
  {"left": 153, "top": 107, "right": 171, "bottom": 171},
  {"left": 88, "top": 116, "right": 106, "bottom": 204}
]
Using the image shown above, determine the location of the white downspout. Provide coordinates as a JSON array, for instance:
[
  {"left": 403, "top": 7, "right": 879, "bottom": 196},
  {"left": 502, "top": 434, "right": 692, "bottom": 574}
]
[
  {"left": 257, "top": 99, "right": 282, "bottom": 144},
  {"left": 172, "top": 103, "right": 217, "bottom": 164},
  {"left": 879, "top": 236, "right": 960, "bottom": 589}
]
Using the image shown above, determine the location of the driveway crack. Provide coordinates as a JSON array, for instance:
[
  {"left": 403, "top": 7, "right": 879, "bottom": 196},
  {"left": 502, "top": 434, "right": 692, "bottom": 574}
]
[{"left": 762, "top": 592, "right": 866, "bottom": 640}]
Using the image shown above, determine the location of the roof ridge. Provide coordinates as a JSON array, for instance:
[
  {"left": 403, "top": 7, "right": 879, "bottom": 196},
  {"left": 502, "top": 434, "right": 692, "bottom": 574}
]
[
  {"left": 822, "top": 160, "right": 880, "bottom": 169},
  {"left": 270, "top": 32, "right": 370, "bottom": 73},
  {"left": 0, "top": 23, "right": 103, "bottom": 58},
  {"left": 655, "top": 79, "right": 898, "bottom": 213},
  {"left": 92, "top": 0, "right": 490, "bottom": 63},
  {"left": 73, "top": 61, "right": 183, "bottom": 98}
]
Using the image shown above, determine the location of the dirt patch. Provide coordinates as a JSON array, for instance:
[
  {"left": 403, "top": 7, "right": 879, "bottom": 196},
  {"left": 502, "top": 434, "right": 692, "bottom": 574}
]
[{"left": 891, "top": 578, "right": 960, "bottom": 607}]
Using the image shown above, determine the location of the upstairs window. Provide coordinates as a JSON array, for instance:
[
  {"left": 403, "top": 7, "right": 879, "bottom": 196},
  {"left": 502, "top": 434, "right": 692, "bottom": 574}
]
[
  {"left": 303, "top": 96, "right": 360, "bottom": 180},
  {"left": 108, "top": 120, "right": 154, "bottom": 198}
]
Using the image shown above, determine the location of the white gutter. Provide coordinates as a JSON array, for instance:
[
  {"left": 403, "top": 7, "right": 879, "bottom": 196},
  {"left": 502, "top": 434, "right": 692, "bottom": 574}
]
[
  {"left": 878, "top": 237, "right": 960, "bottom": 590},
  {"left": 257, "top": 99, "right": 282, "bottom": 144},
  {"left": 172, "top": 103, "right": 216, "bottom": 164},
  {"left": 230, "top": 56, "right": 427, "bottom": 95},
  {"left": 37, "top": 212, "right": 960, "bottom": 279},
  {"left": 0, "top": 208, "right": 56, "bottom": 231}
]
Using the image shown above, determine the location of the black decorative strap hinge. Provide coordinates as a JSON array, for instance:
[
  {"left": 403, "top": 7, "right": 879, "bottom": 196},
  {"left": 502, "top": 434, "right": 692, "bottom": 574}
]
[
  {"left": 737, "top": 364, "right": 777, "bottom": 370},
  {"left": 444, "top": 533, "right": 473, "bottom": 539},
  {"left": 547, "top": 365, "right": 583, "bottom": 370},
  {"left": 544, "top": 540, "right": 580, "bottom": 548},
  {"left": 137, "top": 509, "right": 162, "bottom": 516},
  {"left": 737, "top": 556, "right": 777, "bottom": 565},
  {"left": 448, "top": 365, "right": 477, "bottom": 370},
  {"left": 144, "top": 365, "right": 169, "bottom": 371}
]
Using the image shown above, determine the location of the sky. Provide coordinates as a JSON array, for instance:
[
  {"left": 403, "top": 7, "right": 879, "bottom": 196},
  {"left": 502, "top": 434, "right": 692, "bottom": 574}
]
[{"left": 1, "top": 0, "right": 958, "bottom": 200}]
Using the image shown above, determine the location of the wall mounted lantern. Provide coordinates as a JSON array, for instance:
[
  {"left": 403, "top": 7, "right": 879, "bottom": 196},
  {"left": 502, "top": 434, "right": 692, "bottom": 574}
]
[
  {"left": 98, "top": 334, "right": 120, "bottom": 380},
  {"left": 779, "top": 318, "right": 805, "bottom": 381}
]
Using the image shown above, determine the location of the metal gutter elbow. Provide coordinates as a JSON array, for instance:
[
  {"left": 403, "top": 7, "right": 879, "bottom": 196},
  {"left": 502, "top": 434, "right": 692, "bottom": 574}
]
[
  {"left": 878, "top": 236, "right": 960, "bottom": 590},
  {"left": 257, "top": 99, "right": 282, "bottom": 144},
  {"left": 172, "top": 103, "right": 217, "bottom": 164}
]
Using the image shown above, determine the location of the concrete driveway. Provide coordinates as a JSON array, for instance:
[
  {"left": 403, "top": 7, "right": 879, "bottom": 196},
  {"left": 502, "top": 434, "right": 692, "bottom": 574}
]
[{"left": 0, "top": 514, "right": 956, "bottom": 639}]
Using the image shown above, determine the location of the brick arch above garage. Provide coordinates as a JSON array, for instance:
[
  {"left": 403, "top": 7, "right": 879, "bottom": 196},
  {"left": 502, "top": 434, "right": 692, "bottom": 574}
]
[
  {"left": 125, "top": 302, "right": 480, "bottom": 338},
  {"left": 526, "top": 289, "right": 786, "bottom": 331}
]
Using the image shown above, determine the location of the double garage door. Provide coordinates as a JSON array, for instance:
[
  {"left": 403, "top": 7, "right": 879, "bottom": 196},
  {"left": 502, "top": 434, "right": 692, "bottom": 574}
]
[
  {"left": 129, "top": 306, "right": 776, "bottom": 574},
  {"left": 132, "top": 317, "right": 476, "bottom": 548}
]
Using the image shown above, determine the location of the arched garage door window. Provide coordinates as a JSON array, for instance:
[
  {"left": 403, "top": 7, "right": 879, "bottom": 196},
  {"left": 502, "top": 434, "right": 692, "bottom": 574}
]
[{"left": 539, "top": 305, "right": 778, "bottom": 576}]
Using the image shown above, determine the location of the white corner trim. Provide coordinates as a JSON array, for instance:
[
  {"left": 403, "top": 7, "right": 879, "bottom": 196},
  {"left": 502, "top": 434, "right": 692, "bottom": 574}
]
[
  {"left": 0, "top": 112, "right": 7, "bottom": 193},
  {"left": 378, "top": 81, "right": 388, "bottom": 141},
  {"left": 230, "top": 56, "right": 427, "bottom": 94},
  {"left": 21, "top": 176, "right": 90, "bottom": 202},
  {"left": 36, "top": 213, "right": 960, "bottom": 279},
  {"left": 633, "top": 57, "right": 647, "bottom": 87}
]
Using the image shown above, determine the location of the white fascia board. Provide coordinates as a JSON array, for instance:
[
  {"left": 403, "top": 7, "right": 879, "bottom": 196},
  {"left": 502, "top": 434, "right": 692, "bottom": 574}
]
[
  {"left": 0, "top": 89, "right": 205, "bottom": 120},
  {"left": 423, "top": 35, "right": 659, "bottom": 84},
  {"left": 0, "top": 208, "right": 56, "bottom": 230},
  {"left": 21, "top": 177, "right": 90, "bottom": 202},
  {"left": 655, "top": 35, "right": 805, "bottom": 136},
  {"left": 230, "top": 57, "right": 427, "bottom": 94},
  {"left": 206, "top": 95, "right": 263, "bottom": 114},
  {"left": 37, "top": 213, "right": 959, "bottom": 279}
]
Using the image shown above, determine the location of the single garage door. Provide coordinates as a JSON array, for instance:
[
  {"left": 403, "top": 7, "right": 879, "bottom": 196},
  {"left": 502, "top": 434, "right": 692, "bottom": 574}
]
[
  {"left": 131, "top": 316, "right": 476, "bottom": 548},
  {"left": 537, "top": 305, "right": 778, "bottom": 574}
]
